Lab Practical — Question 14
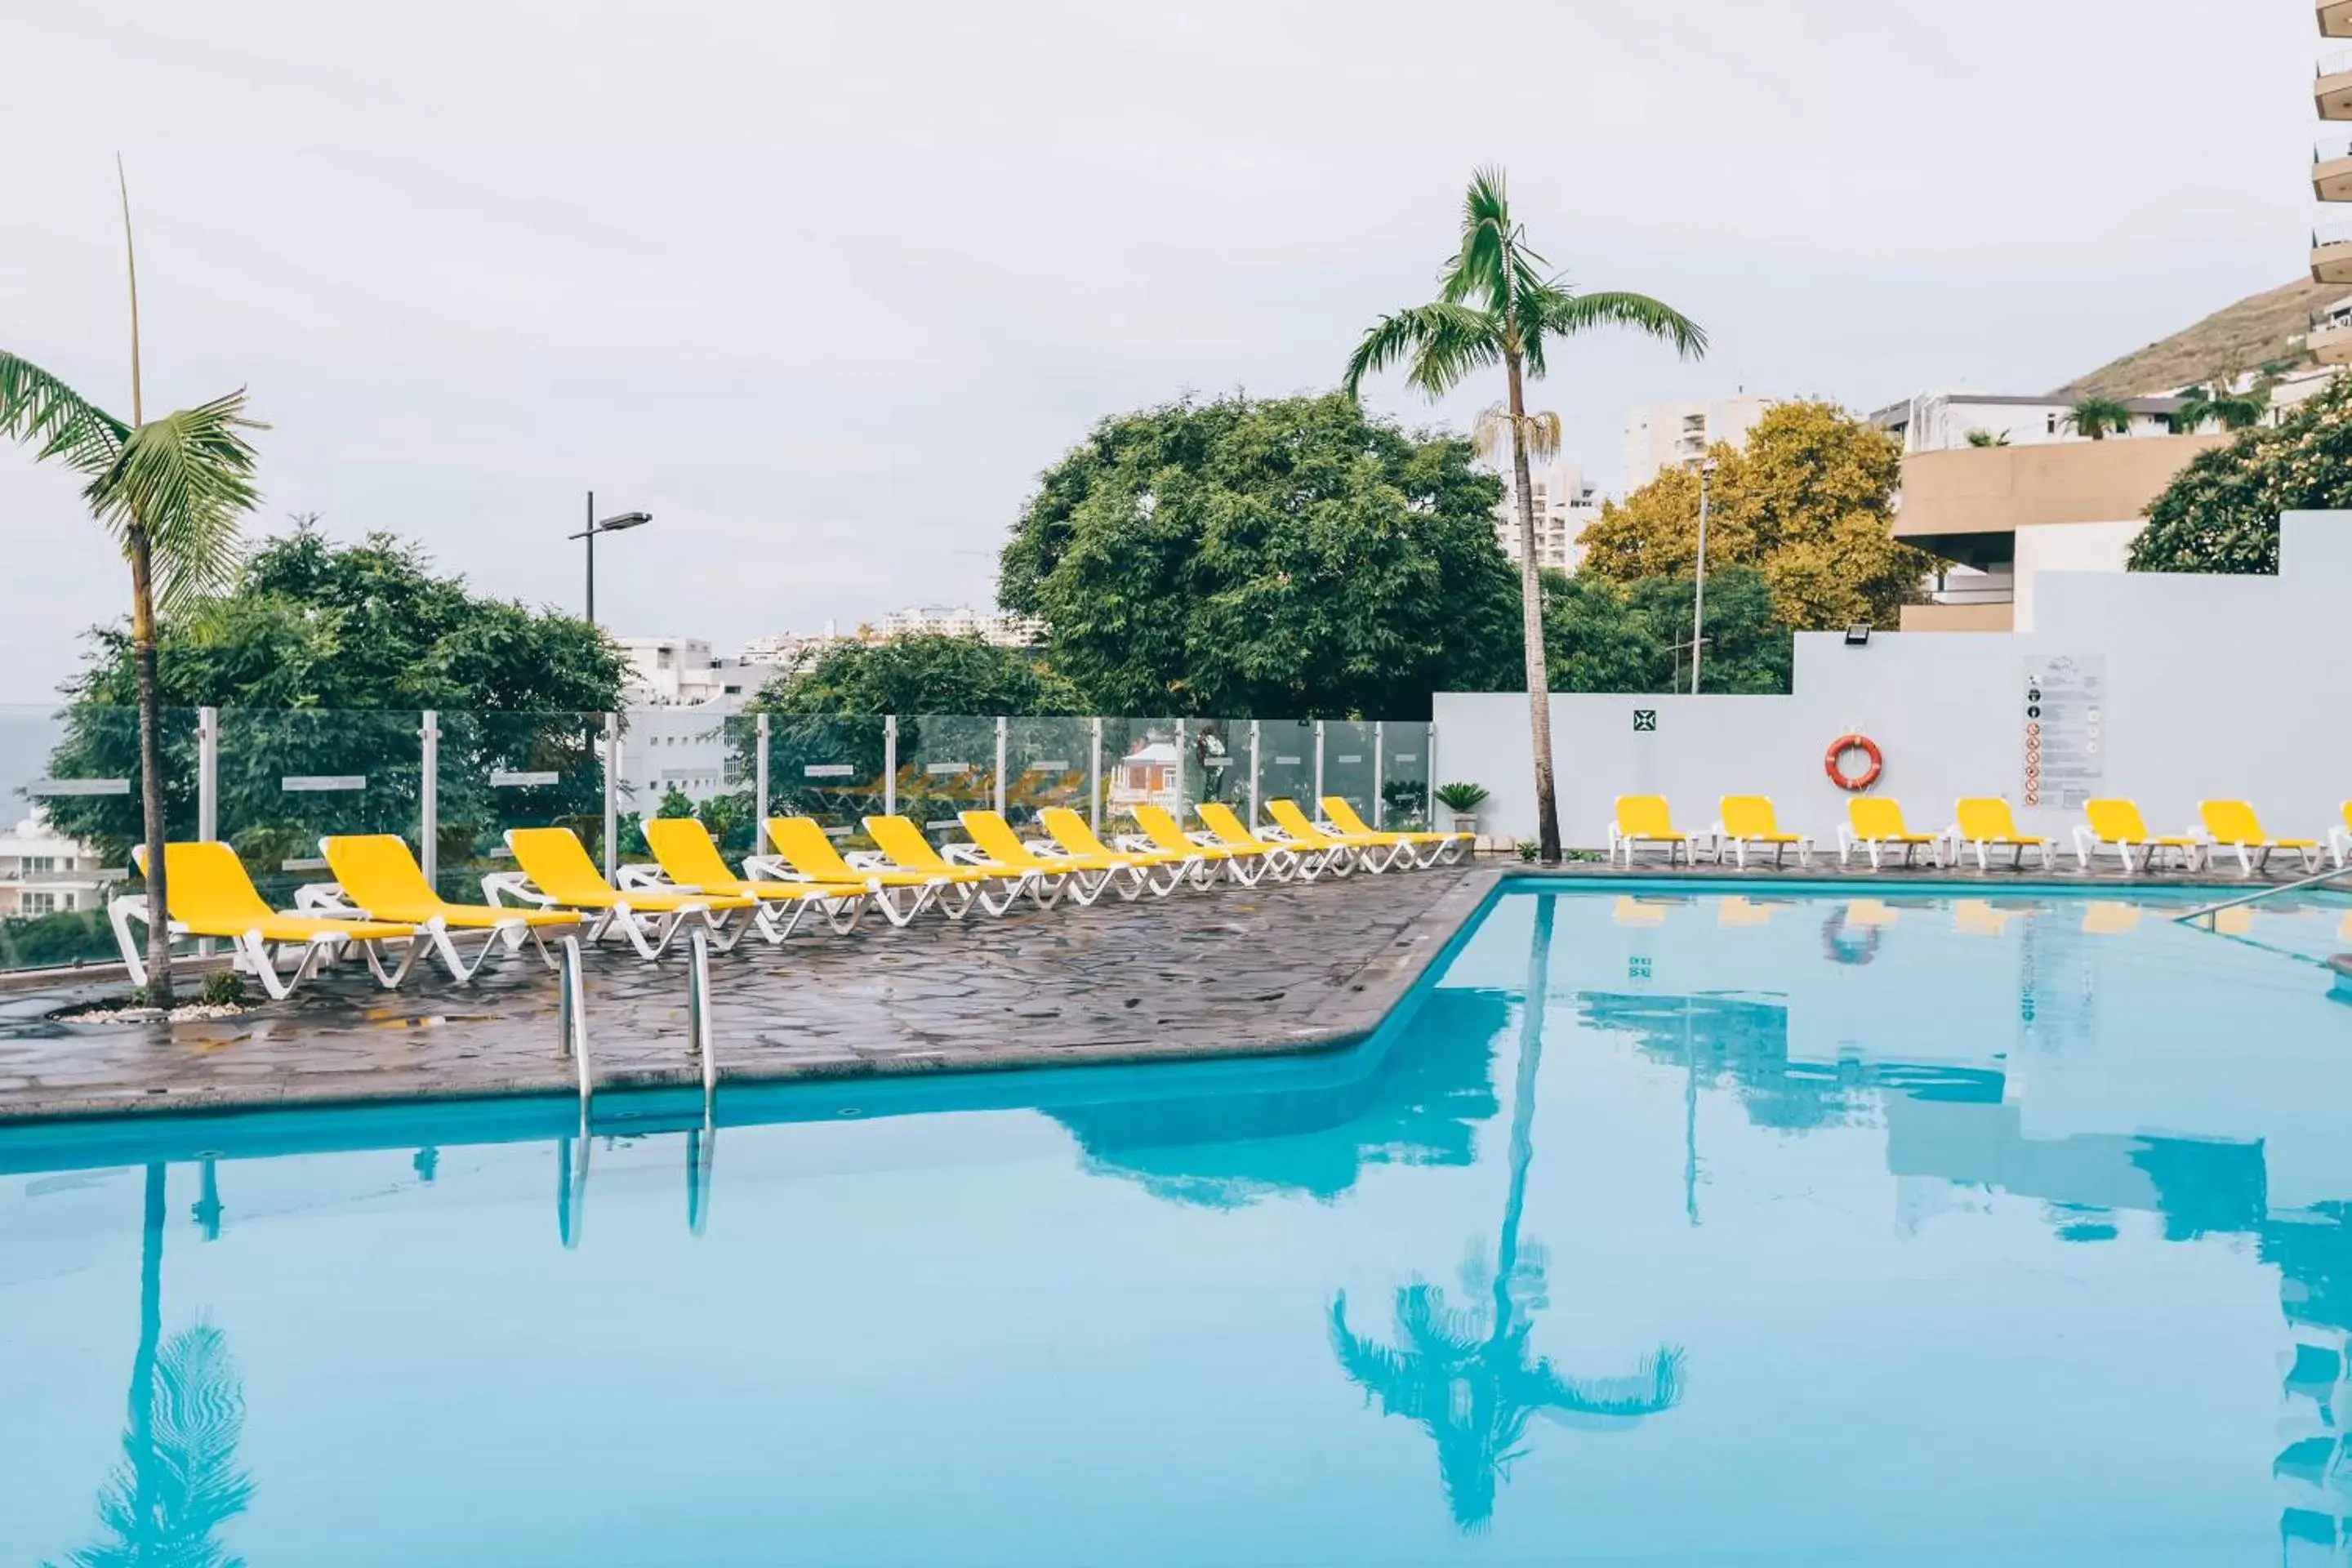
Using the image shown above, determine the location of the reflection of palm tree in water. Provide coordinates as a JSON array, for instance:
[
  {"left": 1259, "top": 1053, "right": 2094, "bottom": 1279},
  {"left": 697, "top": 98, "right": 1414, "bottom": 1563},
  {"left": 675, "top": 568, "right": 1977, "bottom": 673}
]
[
  {"left": 1330, "top": 898, "right": 1686, "bottom": 1531},
  {"left": 47, "top": 1164, "right": 252, "bottom": 1568}
]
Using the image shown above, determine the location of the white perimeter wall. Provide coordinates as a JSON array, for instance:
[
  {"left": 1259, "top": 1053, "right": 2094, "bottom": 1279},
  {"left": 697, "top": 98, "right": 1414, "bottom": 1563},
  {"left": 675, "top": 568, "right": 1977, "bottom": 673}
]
[{"left": 1432, "top": 511, "right": 2352, "bottom": 848}]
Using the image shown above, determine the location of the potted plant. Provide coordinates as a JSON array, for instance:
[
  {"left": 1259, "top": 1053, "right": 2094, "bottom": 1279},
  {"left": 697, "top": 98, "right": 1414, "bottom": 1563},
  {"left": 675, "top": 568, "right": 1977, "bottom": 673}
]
[{"left": 1434, "top": 782, "right": 1490, "bottom": 840}]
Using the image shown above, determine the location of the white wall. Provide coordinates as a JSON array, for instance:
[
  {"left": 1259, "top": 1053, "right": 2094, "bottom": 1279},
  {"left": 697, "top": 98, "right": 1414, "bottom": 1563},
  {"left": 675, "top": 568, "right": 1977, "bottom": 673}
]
[
  {"left": 1434, "top": 512, "right": 2352, "bottom": 848},
  {"left": 2012, "top": 519, "right": 2140, "bottom": 632}
]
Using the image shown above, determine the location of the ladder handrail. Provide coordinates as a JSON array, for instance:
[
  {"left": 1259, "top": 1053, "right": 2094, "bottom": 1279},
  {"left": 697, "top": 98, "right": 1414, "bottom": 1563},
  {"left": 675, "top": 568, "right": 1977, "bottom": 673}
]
[{"left": 2174, "top": 862, "right": 2352, "bottom": 925}]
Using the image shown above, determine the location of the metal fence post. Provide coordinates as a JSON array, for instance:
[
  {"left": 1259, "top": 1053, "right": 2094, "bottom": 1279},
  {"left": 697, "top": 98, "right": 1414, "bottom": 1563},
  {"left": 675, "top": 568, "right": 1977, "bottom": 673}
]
[
  {"left": 1374, "top": 720, "right": 1386, "bottom": 830},
  {"left": 994, "top": 715, "right": 1009, "bottom": 815},
  {"left": 602, "top": 713, "right": 621, "bottom": 880},
  {"left": 1089, "top": 716, "right": 1104, "bottom": 833},
  {"left": 754, "top": 714, "right": 771, "bottom": 853},
  {"left": 1174, "top": 718, "right": 1187, "bottom": 822},
  {"left": 420, "top": 710, "right": 439, "bottom": 889},
  {"left": 883, "top": 715, "right": 898, "bottom": 817},
  {"left": 197, "top": 707, "right": 219, "bottom": 842},
  {"left": 1313, "top": 719, "right": 1326, "bottom": 811},
  {"left": 1248, "top": 719, "right": 1262, "bottom": 828}
]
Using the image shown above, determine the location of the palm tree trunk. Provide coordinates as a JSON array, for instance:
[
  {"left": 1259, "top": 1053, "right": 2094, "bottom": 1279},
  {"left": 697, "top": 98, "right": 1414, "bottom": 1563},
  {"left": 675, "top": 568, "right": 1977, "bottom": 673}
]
[
  {"left": 1504, "top": 353, "right": 1561, "bottom": 862},
  {"left": 128, "top": 1162, "right": 165, "bottom": 1523},
  {"left": 128, "top": 528, "right": 173, "bottom": 1005}
]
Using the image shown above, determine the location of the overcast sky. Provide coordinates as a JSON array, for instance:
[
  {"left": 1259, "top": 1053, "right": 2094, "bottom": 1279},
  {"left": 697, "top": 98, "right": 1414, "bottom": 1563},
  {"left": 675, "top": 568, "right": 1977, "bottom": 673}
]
[{"left": 0, "top": 0, "right": 2317, "bottom": 702}]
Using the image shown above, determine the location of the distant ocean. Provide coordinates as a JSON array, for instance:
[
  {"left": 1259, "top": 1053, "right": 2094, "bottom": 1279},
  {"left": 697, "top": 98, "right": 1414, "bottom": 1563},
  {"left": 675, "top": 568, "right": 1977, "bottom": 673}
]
[{"left": 0, "top": 711, "right": 64, "bottom": 825}]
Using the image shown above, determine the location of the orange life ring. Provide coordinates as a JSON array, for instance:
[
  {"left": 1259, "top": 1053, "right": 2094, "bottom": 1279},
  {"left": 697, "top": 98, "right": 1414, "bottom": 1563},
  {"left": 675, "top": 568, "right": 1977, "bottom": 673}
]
[{"left": 1825, "top": 733, "right": 1882, "bottom": 792}]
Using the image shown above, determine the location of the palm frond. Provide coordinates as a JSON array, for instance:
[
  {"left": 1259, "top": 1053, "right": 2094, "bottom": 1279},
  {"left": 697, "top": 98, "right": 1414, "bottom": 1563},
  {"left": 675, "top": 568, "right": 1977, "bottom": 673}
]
[
  {"left": 0, "top": 352, "right": 127, "bottom": 476},
  {"left": 1537, "top": 290, "right": 1708, "bottom": 363},
  {"left": 1441, "top": 167, "right": 1524, "bottom": 312},
  {"left": 1472, "top": 406, "right": 1562, "bottom": 466},
  {"left": 1345, "top": 304, "right": 1503, "bottom": 402},
  {"left": 51, "top": 1320, "right": 252, "bottom": 1568},
  {"left": 84, "top": 390, "right": 266, "bottom": 614}
]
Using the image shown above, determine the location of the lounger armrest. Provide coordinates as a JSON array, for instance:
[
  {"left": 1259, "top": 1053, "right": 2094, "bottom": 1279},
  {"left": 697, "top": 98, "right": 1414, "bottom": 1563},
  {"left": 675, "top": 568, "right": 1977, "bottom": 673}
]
[
  {"left": 1109, "top": 835, "right": 1153, "bottom": 853},
  {"left": 615, "top": 862, "right": 675, "bottom": 892},
  {"left": 740, "top": 854, "right": 794, "bottom": 881},
  {"left": 843, "top": 851, "right": 890, "bottom": 871},
  {"left": 941, "top": 844, "right": 989, "bottom": 866},
  {"left": 293, "top": 881, "right": 364, "bottom": 917},
  {"left": 480, "top": 871, "right": 552, "bottom": 909},
  {"left": 1023, "top": 840, "right": 1083, "bottom": 862}
]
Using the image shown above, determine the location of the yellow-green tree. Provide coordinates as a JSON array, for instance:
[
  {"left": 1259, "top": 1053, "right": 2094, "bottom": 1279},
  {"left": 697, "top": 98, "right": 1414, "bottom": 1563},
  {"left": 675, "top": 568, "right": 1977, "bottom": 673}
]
[{"left": 1576, "top": 400, "right": 1936, "bottom": 629}]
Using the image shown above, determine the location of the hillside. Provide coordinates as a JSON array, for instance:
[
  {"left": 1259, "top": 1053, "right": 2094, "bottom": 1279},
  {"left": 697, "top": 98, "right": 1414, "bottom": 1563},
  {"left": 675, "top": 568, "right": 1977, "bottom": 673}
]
[{"left": 2053, "top": 275, "right": 2336, "bottom": 400}]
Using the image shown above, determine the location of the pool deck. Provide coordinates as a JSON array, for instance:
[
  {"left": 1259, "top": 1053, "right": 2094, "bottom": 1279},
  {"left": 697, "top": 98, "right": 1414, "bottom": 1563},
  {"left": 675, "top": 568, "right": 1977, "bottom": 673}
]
[{"left": 0, "top": 853, "right": 2332, "bottom": 1125}]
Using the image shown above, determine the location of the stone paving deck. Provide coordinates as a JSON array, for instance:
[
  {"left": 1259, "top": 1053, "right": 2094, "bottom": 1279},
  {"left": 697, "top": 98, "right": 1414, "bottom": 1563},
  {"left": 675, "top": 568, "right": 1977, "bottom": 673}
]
[{"left": 0, "top": 864, "right": 1501, "bottom": 1123}]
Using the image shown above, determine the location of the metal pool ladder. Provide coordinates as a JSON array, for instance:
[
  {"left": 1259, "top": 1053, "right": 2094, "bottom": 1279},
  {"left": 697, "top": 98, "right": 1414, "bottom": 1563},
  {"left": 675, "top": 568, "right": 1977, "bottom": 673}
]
[
  {"left": 553, "top": 927, "right": 722, "bottom": 1108},
  {"left": 2174, "top": 862, "right": 2352, "bottom": 929}
]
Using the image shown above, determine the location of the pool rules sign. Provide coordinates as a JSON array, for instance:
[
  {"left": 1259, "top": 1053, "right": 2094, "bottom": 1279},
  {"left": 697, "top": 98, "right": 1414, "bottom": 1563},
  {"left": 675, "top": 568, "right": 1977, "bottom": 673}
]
[{"left": 2021, "top": 655, "right": 2105, "bottom": 810}]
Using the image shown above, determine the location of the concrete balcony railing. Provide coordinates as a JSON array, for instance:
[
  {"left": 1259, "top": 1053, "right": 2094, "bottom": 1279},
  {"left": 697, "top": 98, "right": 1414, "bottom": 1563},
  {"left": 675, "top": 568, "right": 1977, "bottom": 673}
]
[
  {"left": 2322, "top": 51, "right": 2352, "bottom": 118},
  {"left": 2320, "top": 138, "right": 2352, "bottom": 199},
  {"left": 2314, "top": 318, "right": 2352, "bottom": 364},
  {"left": 2316, "top": 221, "right": 2352, "bottom": 283},
  {"left": 2325, "top": 0, "right": 2352, "bottom": 39}
]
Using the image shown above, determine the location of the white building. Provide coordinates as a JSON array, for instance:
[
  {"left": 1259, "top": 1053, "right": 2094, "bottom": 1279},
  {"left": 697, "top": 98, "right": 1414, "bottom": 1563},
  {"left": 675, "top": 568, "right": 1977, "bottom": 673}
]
[
  {"left": 739, "top": 623, "right": 849, "bottom": 670},
  {"left": 1624, "top": 396, "right": 1772, "bottom": 491},
  {"left": 0, "top": 813, "right": 110, "bottom": 919},
  {"left": 617, "top": 637, "right": 760, "bottom": 708},
  {"left": 1870, "top": 392, "right": 2181, "bottom": 454},
  {"left": 1490, "top": 461, "right": 1601, "bottom": 573},
  {"left": 875, "top": 605, "right": 1049, "bottom": 647},
  {"left": 621, "top": 707, "right": 743, "bottom": 807}
]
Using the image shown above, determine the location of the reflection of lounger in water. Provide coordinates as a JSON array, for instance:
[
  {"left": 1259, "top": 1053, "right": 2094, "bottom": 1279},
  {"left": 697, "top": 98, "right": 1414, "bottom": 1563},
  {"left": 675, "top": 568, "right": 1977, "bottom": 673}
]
[
  {"left": 1953, "top": 899, "right": 2016, "bottom": 938},
  {"left": 1717, "top": 897, "right": 1771, "bottom": 928},
  {"left": 2081, "top": 902, "right": 2140, "bottom": 937},
  {"left": 1615, "top": 897, "right": 1669, "bottom": 929}
]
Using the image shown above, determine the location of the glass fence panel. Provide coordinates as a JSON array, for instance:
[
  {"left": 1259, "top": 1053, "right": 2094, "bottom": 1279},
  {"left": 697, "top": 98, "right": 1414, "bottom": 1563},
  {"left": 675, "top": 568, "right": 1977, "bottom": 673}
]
[
  {"left": 1254, "top": 719, "right": 1316, "bottom": 822},
  {"left": 0, "top": 705, "right": 189, "bottom": 972},
  {"left": 1383, "top": 721, "right": 1433, "bottom": 830},
  {"left": 619, "top": 706, "right": 748, "bottom": 860},
  {"left": 434, "top": 711, "right": 608, "bottom": 901},
  {"left": 1100, "top": 717, "right": 1181, "bottom": 835},
  {"left": 899, "top": 715, "right": 1000, "bottom": 841},
  {"left": 217, "top": 710, "right": 424, "bottom": 906},
  {"left": 1181, "top": 718, "right": 1249, "bottom": 824},
  {"left": 1004, "top": 717, "right": 1097, "bottom": 829},
  {"left": 766, "top": 715, "right": 889, "bottom": 846},
  {"left": 1322, "top": 720, "right": 1379, "bottom": 825}
]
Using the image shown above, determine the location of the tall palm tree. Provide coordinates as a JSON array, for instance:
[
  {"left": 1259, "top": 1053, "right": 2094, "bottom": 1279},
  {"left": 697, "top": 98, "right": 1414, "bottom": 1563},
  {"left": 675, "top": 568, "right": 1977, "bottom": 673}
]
[
  {"left": 2061, "top": 396, "right": 2134, "bottom": 441},
  {"left": 1329, "top": 897, "right": 1686, "bottom": 1530},
  {"left": 1343, "top": 168, "right": 1704, "bottom": 864},
  {"left": 0, "top": 166, "right": 264, "bottom": 1002},
  {"left": 2172, "top": 378, "right": 2268, "bottom": 434}
]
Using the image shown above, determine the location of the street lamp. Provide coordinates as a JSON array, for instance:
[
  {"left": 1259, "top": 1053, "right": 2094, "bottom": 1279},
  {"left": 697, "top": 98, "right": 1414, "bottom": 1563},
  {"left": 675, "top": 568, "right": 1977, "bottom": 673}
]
[
  {"left": 1689, "top": 458, "right": 1719, "bottom": 697},
  {"left": 568, "top": 491, "right": 653, "bottom": 626}
]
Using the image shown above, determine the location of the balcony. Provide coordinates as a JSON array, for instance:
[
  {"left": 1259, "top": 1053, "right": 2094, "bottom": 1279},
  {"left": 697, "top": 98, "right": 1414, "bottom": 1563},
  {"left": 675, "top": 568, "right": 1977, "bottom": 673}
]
[
  {"left": 2320, "top": 138, "right": 2352, "bottom": 199},
  {"left": 2326, "top": 0, "right": 2352, "bottom": 38},
  {"left": 2315, "top": 317, "right": 2352, "bottom": 364},
  {"left": 2317, "top": 222, "right": 2352, "bottom": 283},
  {"left": 2323, "top": 52, "right": 2352, "bottom": 118}
]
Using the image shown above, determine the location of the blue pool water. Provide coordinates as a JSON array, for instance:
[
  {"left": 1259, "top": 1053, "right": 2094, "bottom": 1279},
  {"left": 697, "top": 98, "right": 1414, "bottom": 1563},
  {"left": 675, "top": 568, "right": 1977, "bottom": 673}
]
[{"left": 6, "top": 882, "right": 2352, "bottom": 1566}]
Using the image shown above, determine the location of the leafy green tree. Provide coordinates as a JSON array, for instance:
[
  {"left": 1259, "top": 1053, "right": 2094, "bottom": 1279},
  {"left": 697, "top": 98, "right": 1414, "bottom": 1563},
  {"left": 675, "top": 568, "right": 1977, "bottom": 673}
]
[
  {"left": 1538, "top": 568, "right": 1789, "bottom": 695},
  {"left": 2172, "top": 378, "right": 2268, "bottom": 434},
  {"left": 1577, "top": 401, "right": 1933, "bottom": 630},
  {"left": 0, "top": 176, "right": 264, "bottom": 1000},
  {"left": 2063, "top": 396, "right": 2135, "bottom": 440},
  {"left": 2131, "top": 375, "right": 2352, "bottom": 573},
  {"left": 1000, "top": 393, "right": 1521, "bottom": 720},
  {"left": 1343, "top": 167, "right": 1704, "bottom": 863},
  {"left": 40, "top": 526, "right": 626, "bottom": 901}
]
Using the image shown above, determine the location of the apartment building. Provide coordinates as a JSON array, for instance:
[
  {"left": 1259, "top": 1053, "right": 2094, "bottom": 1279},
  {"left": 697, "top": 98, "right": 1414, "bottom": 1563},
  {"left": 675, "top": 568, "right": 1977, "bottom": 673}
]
[
  {"left": 0, "top": 814, "right": 110, "bottom": 919},
  {"left": 616, "top": 637, "right": 759, "bottom": 708},
  {"left": 1623, "top": 397, "right": 1771, "bottom": 491},
  {"left": 875, "top": 605, "right": 1049, "bottom": 647},
  {"left": 1492, "top": 461, "right": 1601, "bottom": 573},
  {"left": 1871, "top": 392, "right": 2181, "bottom": 454}
]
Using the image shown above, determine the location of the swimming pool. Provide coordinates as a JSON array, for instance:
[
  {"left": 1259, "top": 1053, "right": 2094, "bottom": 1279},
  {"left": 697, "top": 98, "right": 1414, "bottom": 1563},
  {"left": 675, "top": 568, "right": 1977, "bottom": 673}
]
[{"left": 5, "top": 880, "right": 2350, "bottom": 1565}]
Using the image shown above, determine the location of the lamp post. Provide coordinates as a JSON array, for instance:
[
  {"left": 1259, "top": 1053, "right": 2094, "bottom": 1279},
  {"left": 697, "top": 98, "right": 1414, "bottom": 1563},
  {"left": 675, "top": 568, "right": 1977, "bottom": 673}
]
[
  {"left": 568, "top": 491, "right": 653, "bottom": 626},
  {"left": 1689, "top": 458, "right": 1718, "bottom": 697}
]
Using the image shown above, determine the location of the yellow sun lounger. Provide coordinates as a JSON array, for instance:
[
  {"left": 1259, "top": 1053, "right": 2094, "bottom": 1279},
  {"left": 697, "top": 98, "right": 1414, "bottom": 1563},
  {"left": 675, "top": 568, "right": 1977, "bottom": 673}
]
[
  {"left": 1319, "top": 797, "right": 1469, "bottom": 868},
  {"left": 490, "top": 826, "right": 755, "bottom": 959},
  {"left": 301, "top": 834, "right": 581, "bottom": 980},
  {"left": 1948, "top": 799, "right": 2056, "bottom": 871},
  {"left": 960, "top": 810, "right": 1142, "bottom": 906},
  {"left": 112, "top": 841, "right": 425, "bottom": 1000},
  {"left": 865, "top": 814, "right": 1054, "bottom": 916},
  {"left": 2074, "top": 800, "right": 2201, "bottom": 875},
  {"left": 1125, "top": 804, "right": 1278, "bottom": 887},
  {"left": 1836, "top": 798, "right": 1944, "bottom": 871},
  {"left": 746, "top": 816, "right": 959, "bottom": 927},
  {"left": 2196, "top": 800, "right": 2323, "bottom": 877},
  {"left": 1610, "top": 796, "right": 1700, "bottom": 868},
  {"left": 1036, "top": 807, "right": 1202, "bottom": 896},
  {"left": 1263, "top": 799, "right": 1387, "bottom": 874},
  {"left": 629, "top": 817, "right": 868, "bottom": 940},
  {"left": 1198, "top": 802, "right": 1334, "bottom": 881},
  {"left": 1714, "top": 796, "right": 1811, "bottom": 870}
]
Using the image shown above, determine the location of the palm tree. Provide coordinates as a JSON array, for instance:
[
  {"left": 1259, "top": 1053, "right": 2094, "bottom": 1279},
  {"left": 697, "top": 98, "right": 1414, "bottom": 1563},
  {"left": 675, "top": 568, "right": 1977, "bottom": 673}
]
[
  {"left": 0, "top": 166, "right": 264, "bottom": 1002},
  {"left": 1343, "top": 169, "right": 1704, "bottom": 864},
  {"left": 2061, "top": 396, "right": 2135, "bottom": 441},
  {"left": 2173, "top": 378, "right": 2269, "bottom": 433},
  {"left": 1329, "top": 897, "right": 1686, "bottom": 1530}
]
